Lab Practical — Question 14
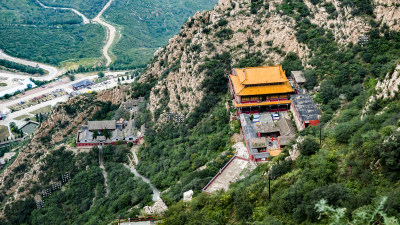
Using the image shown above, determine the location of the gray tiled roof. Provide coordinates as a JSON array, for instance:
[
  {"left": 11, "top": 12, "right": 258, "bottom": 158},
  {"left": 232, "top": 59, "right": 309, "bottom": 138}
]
[
  {"left": 240, "top": 114, "right": 270, "bottom": 159},
  {"left": 291, "top": 90, "right": 321, "bottom": 122},
  {"left": 97, "top": 136, "right": 106, "bottom": 141},
  {"left": 278, "top": 118, "right": 296, "bottom": 136},
  {"left": 78, "top": 130, "right": 93, "bottom": 142},
  {"left": 250, "top": 137, "right": 267, "bottom": 148},
  {"left": 72, "top": 79, "right": 93, "bottom": 88},
  {"left": 256, "top": 123, "right": 279, "bottom": 134},
  {"left": 278, "top": 135, "right": 295, "bottom": 146},
  {"left": 88, "top": 120, "right": 116, "bottom": 130},
  {"left": 291, "top": 71, "right": 306, "bottom": 83}
]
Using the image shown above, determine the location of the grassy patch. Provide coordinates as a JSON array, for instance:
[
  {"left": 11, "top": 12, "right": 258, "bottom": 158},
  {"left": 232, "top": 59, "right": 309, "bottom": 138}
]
[
  {"left": 0, "top": 125, "right": 9, "bottom": 140},
  {"left": 93, "top": 77, "right": 108, "bottom": 84},
  {"left": 14, "top": 114, "right": 30, "bottom": 121},
  {"left": 60, "top": 58, "right": 100, "bottom": 71},
  {"left": 30, "top": 105, "right": 52, "bottom": 114},
  {"left": 0, "top": 83, "right": 7, "bottom": 86}
]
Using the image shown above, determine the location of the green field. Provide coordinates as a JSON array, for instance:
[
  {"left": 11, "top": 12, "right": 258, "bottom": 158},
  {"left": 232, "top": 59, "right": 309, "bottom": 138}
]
[
  {"left": 0, "top": 0, "right": 82, "bottom": 25},
  {"left": 0, "top": 1, "right": 105, "bottom": 66},
  {"left": 0, "top": 25, "right": 105, "bottom": 65},
  {"left": 105, "top": 0, "right": 218, "bottom": 68},
  {"left": 0, "top": 0, "right": 217, "bottom": 68}
]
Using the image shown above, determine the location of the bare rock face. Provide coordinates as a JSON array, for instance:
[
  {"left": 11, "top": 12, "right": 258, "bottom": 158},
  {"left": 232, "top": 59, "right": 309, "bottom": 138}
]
[
  {"left": 363, "top": 65, "right": 400, "bottom": 116},
  {"left": 375, "top": 65, "right": 400, "bottom": 99},
  {"left": 374, "top": 0, "right": 400, "bottom": 31},
  {"left": 287, "top": 137, "right": 303, "bottom": 161},
  {"left": 304, "top": 0, "right": 371, "bottom": 45},
  {"left": 183, "top": 190, "right": 194, "bottom": 202},
  {"left": 143, "top": 198, "right": 168, "bottom": 215}
]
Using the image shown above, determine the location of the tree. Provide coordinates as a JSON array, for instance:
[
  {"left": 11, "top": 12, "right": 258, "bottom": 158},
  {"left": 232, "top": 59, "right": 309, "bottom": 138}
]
[
  {"left": 282, "top": 52, "right": 304, "bottom": 77},
  {"left": 304, "top": 70, "right": 317, "bottom": 90},
  {"left": 320, "top": 80, "right": 338, "bottom": 104},
  {"left": 98, "top": 72, "right": 105, "bottom": 78},
  {"left": 299, "top": 136, "right": 320, "bottom": 156}
]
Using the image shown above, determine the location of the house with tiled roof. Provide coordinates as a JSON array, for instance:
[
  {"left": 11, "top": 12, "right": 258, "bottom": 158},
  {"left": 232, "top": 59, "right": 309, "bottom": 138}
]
[
  {"left": 291, "top": 89, "right": 321, "bottom": 131},
  {"left": 76, "top": 119, "right": 138, "bottom": 147},
  {"left": 229, "top": 65, "right": 295, "bottom": 114}
]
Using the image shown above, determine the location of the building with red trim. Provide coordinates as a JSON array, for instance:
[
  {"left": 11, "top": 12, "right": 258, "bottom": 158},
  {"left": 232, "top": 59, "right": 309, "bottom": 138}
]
[
  {"left": 229, "top": 65, "right": 295, "bottom": 114},
  {"left": 290, "top": 89, "right": 321, "bottom": 131},
  {"left": 76, "top": 119, "right": 140, "bottom": 147}
]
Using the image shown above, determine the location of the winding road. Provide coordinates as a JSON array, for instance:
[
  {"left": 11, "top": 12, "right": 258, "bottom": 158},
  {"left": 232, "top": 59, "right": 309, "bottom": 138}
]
[
  {"left": 37, "top": 0, "right": 116, "bottom": 67},
  {"left": 1, "top": 0, "right": 117, "bottom": 76},
  {"left": 0, "top": 50, "right": 59, "bottom": 81},
  {"left": 36, "top": 0, "right": 90, "bottom": 24},
  {"left": 92, "top": 0, "right": 116, "bottom": 67}
]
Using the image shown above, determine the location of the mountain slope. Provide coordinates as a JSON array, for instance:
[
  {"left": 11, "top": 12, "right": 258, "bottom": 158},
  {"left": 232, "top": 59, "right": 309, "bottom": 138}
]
[{"left": 131, "top": 0, "right": 400, "bottom": 224}]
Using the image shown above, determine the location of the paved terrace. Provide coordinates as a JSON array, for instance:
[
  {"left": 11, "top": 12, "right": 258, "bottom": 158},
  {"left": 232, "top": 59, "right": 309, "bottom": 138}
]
[{"left": 203, "top": 156, "right": 250, "bottom": 193}]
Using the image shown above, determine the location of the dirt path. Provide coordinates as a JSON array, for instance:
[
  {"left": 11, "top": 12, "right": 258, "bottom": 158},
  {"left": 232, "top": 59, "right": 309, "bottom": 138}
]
[
  {"left": 36, "top": 0, "right": 90, "bottom": 24},
  {"left": 92, "top": 0, "right": 116, "bottom": 67},
  {"left": 99, "top": 147, "right": 110, "bottom": 197},
  {"left": 126, "top": 146, "right": 161, "bottom": 202}
]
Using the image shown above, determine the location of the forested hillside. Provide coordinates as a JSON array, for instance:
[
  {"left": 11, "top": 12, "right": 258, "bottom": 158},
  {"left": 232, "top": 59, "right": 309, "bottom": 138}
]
[
  {"left": 0, "top": 0, "right": 105, "bottom": 66},
  {"left": 0, "top": 88, "right": 155, "bottom": 225},
  {"left": 132, "top": 0, "right": 400, "bottom": 224},
  {"left": 0, "top": 0, "right": 217, "bottom": 68}
]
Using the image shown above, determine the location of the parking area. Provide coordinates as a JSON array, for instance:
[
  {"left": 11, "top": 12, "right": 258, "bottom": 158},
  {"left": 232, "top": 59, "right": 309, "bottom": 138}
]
[{"left": 8, "top": 89, "right": 67, "bottom": 112}]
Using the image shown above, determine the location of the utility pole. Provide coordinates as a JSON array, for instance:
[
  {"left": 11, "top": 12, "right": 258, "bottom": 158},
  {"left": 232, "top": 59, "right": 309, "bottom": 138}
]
[
  {"left": 319, "top": 123, "right": 322, "bottom": 146},
  {"left": 268, "top": 176, "right": 271, "bottom": 200}
]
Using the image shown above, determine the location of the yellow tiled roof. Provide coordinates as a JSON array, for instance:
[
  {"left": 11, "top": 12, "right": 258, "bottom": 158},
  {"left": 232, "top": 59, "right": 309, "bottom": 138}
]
[
  {"left": 269, "top": 149, "right": 282, "bottom": 156},
  {"left": 230, "top": 75, "right": 245, "bottom": 93},
  {"left": 239, "top": 82, "right": 294, "bottom": 96},
  {"left": 234, "top": 100, "right": 291, "bottom": 108},
  {"left": 234, "top": 65, "right": 288, "bottom": 85},
  {"left": 230, "top": 74, "right": 294, "bottom": 96}
]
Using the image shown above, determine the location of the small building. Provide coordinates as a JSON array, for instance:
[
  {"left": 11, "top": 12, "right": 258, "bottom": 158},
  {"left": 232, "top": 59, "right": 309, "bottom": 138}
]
[
  {"left": 250, "top": 137, "right": 267, "bottom": 153},
  {"left": 240, "top": 114, "right": 270, "bottom": 162},
  {"left": 256, "top": 123, "right": 280, "bottom": 138},
  {"left": 0, "top": 113, "right": 5, "bottom": 120},
  {"left": 72, "top": 79, "right": 93, "bottom": 91},
  {"left": 229, "top": 65, "right": 295, "bottom": 114},
  {"left": 76, "top": 120, "right": 138, "bottom": 147},
  {"left": 291, "top": 89, "right": 321, "bottom": 131},
  {"left": 291, "top": 71, "right": 306, "bottom": 87}
]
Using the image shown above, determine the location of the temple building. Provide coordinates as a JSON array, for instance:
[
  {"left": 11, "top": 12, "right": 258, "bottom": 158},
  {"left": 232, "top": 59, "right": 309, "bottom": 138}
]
[
  {"left": 76, "top": 119, "right": 141, "bottom": 147},
  {"left": 229, "top": 65, "right": 295, "bottom": 114},
  {"left": 291, "top": 89, "right": 321, "bottom": 131}
]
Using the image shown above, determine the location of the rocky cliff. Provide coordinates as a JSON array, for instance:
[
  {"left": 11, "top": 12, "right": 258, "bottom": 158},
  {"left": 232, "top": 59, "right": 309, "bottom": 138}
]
[{"left": 139, "top": 0, "right": 400, "bottom": 120}]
